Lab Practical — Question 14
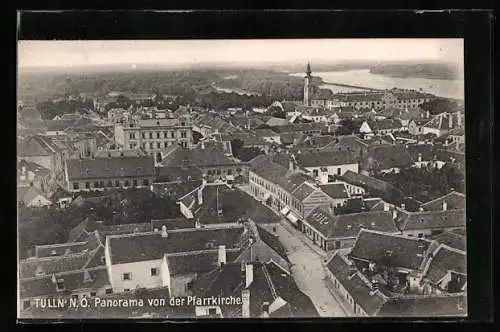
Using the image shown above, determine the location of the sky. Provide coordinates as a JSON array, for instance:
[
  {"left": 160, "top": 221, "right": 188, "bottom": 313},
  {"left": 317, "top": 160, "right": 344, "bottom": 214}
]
[{"left": 18, "top": 39, "right": 463, "bottom": 69}]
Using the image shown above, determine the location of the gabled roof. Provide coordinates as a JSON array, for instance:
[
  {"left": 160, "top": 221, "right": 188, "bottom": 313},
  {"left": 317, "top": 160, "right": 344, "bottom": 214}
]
[
  {"left": 338, "top": 171, "right": 403, "bottom": 201},
  {"left": 376, "top": 294, "right": 467, "bottom": 317},
  {"left": 424, "top": 245, "right": 466, "bottom": 284},
  {"left": 423, "top": 112, "right": 459, "bottom": 130},
  {"left": 108, "top": 225, "right": 246, "bottom": 265},
  {"left": 66, "top": 155, "right": 155, "bottom": 180},
  {"left": 366, "top": 119, "right": 403, "bottom": 131},
  {"left": 395, "top": 209, "right": 466, "bottom": 231},
  {"left": 256, "top": 225, "right": 290, "bottom": 263},
  {"left": 166, "top": 248, "right": 243, "bottom": 275},
  {"left": 349, "top": 229, "right": 438, "bottom": 271},
  {"left": 421, "top": 191, "right": 465, "bottom": 211},
  {"left": 20, "top": 251, "right": 98, "bottom": 278},
  {"left": 20, "top": 267, "right": 110, "bottom": 299},
  {"left": 319, "top": 183, "right": 349, "bottom": 199},
  {"left": 295, "top": 150, "right": 358, "bottom": 168},
  {"left": 326, "top": 254, "right": 387, "bottom": 315},
  {"left": 304, "top": 207, "right": 398, "bottom": 239},
  {"left": 190, "top": 261, "right": 318, "bottom": 318},
  {"left": 428, "top": 231, "right": 466, "bottom": 251},
  {"left": 363, "top": 144, "right": 413, "bottom": 170},
  {"left": 17, "top": 186, "right": 50, "bottom": 206},
  {"left": 18, "top": 135, "right": 61, "bottom": 157}
]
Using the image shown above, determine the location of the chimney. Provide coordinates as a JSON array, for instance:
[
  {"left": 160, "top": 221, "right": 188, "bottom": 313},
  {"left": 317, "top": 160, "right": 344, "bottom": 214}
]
[
  {"left": 218, "top": 245, "right": 226, "bottom": 267},
  {"left": 383, "top": 202, "right": 389, "bottom": 211},
  {"left": 392, "top": 209, "right": 397, "bottom": 220},
  {"left": 21, "top": 166, "right": 26, "bottom": 175},
  {"left": 245, "top": 263, "right": 254, "bottom": 288},
  {"left": 418, "top": 153, "right": 422, "bottom": 162},
  {"left": 288, "top": 159, "right": 295, "bottom": 172},
  {"left": 426, "top": 110, "right": 430, "bottom": 119},
  {"left": 241, "top": 289, "right": 250, "bottom": 318},
  {"left": 161, "top": 225, "right": 168, "bottom": 237},
  {"left": 442, "top": 200, "right": 447, "bottom": 211},
  {"left": 401, "top": 203, "right": 406, "bottom": 210},
  {"left": 195, "top": 220, "right": 201, "bottom": 229},
  {"left": 419, "top": 206, "right": 424, "bottom": 212},
  {"left": 261, "top": 302, "right": 270, "bottom": 318}
]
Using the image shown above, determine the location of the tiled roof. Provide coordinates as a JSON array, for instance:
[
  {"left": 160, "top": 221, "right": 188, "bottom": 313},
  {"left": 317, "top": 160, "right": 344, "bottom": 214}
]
[
  {"left": 166, "top": 248, "right": 243, "bottom": 275},
  {"left": 254, "top": 129, "right": 280, "bottom": 137},
  {"left": 250, "top": 156, "right": 312, "bottom": 194},
  {"left": 18, "top": 135, "right": 61, "bottom": 157},
  {"left": 190, "top": 261, "right": 318, "bottom": 318},
  {"left": 363, "top": 144, "right": 413, "bottom": 170},
  {"left": 326, "top": 254, "right": 387, "bottom": 315},
  {"left": 428, "top": 231, "right": 466, "bottom": 251},
  {"left": 94, "top": 149, "right": 146, "bottom": 158},
  {"left": 396, "top": 209, "right": 466, "bottom": 231},
  {"left": 339, "top": 171, "right": 403, "bottom": 200},
  {"left": 321, "top": 135, "right": 369, "bottom": 153},
  {"left": 35, "top": 242, "right": 89, "bottom": 258},
  {"left": 295, "top": 150, "right": 358, "bottom": 168},
  {"left": 279, "top": 132, "right": 306, "bottom": 145},
  {"left": 135, "top": 118, "right": 184, "bottom": 128},
  {"left": 18, "top": 160, "right": 51, "bottom": 177},
  {"left": 155, "top": 165, "right": 202, "bottom": 183},
  {"left": 256, "top": 225, "right": 290, "bottom": 263},
  {"left": 376, "top": 294, "right": 467, "bottom": 317},
  {"left": 151, "top": 217, "right": 195, "bottom": 230},
  {"left": 421, "top": 191, "right": 465, "bottom": 211},
  {"left": 65, "top": 155, "right": 155, "bottom": 181},
  {"left": 108, "top": 226, "right": 246, "bottom": 264},
  {"left": 291, "top": 135, "right": 336, "bottom": 151},
  {"left": 291, "top": 182, "right": 317, "bottom": 201},
  {"left": 424, "top": 245, "right": 466, "bottom": 284},
  {"left": 17, "top": 187, "right": 50, "bottom": 206},
  {"left": 335, "top": 92, "right": 385, "bottom": 102},
  {"left": 367, "top": 120, "right": 403, "bottom": 131},
  {"left": 20, "top": 267, "right": 110, "bottom": 298},
  {"left": 349, "top": 230, "right": 437, "bottom": 271},
  {"left": 161, "top": 145, "right": 240, "bottom": 167},
  {"left": 266, "top": 117, "right": 290, "bottom": 127},
  {"left": 270, "top": 123, "right": 327, "bottom": 134},
  {"left": 20, "top": 251, "right": 97, "bottom": 278},
  {"left": 304, "top": 207, "right": 398, "bottom": 239}
]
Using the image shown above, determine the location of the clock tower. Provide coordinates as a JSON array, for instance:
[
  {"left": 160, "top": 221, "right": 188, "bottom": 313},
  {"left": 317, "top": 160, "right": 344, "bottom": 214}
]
[{"left": 304, "top": 62, "right": 312, "bottom": 106}]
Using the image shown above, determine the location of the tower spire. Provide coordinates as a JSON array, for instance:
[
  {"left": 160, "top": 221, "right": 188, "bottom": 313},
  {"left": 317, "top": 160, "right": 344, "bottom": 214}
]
[{"left": 306, "top": 62, "right": 312, "bottom": 77}]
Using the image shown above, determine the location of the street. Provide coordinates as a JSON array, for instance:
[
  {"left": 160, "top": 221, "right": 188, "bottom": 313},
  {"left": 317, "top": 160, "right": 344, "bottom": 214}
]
[{"left": 237, "top": 184, "right": 348, "bottom": 317}]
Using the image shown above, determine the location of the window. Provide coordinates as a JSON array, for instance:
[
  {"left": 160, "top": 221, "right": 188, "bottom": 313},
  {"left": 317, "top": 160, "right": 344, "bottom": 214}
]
[
  {"left": 313, "top": 169, "right": 319, "bottom": 177},
  {"left": 133, "top": 179, "right": 138, "bottom": 186},
  {"left": 181, "top": 131, "right": 187, "bottom": 138},
  {"left": 124, "top": 180, "right": 130, "bottom": 187},
  {"left": 90, "top": 291, "right": 97, "bottom": 297},
  {"left": 337, "top": 168, "right": 341, "bottom": 175},
  {"left": 142, "top": 133, "right": 146, "bottom": 139},
  {"left": 115, "top": 180, "right": 120, "bottom": 187},
  {"left": 149, "top": 132, "right": 153, "bottom": 139},
  {"left": 99, "top": 181, "right": 105, "bottom": 188},
  {"left": 157, "top": 142, "right": 161, "bottom": 149},
  {"left": 107, "top": 180, "right": 113, "bottom": 187},
  {"left": 71, "top": 294, "right": 79, "bottom": 301},
  {"left": 85, "top": 182, "right": 90, "bottom": 189},
  {"left": 208, "top": 308, "right": 217, "bottom": 315},
  {"left": 56, "top": 280, "right": 65, "bottom": 291},
  {"left": 129, "top": 133, "right": 135, "bottom": 139},
  {"left": 23, "top": 300, "right": 31, "bottom": 309},
  {"left": 129, "top": 144, "right": 134, "bottom": 149},
  {"left": 122, "top": 273, "right": 131, "bottom": 280},
  {"left": 94, "top": 181, "right": 99, "bottom": 188},
  {"left": 171, "top": 132, "right": 175, "bottom": 138},
  {"left": 73, "top": 182, "right": 79, "bottom": 190},
  {"left": 143, "top": 179, "right": 149, "bottom": 186},
  {"left": 156, "top": 132, "right": 160, "bottom": 139},
  {"left": 151, "top": 268, "right": 158, "bottom": 276},
  {"left": 105, "top": 288, "right": 113, "bottom": 294},
  {"left": 227, "top": 169, "right": 233, "bottom": 175},
  {"left": 149, "top": 142, "right": 154, "bottom": 149},
  {"left": 418, "top": 233, "right": 423, "bottom": 238},
  {"left": 216, "top": 169, "right": 221, "bottom": 175}
]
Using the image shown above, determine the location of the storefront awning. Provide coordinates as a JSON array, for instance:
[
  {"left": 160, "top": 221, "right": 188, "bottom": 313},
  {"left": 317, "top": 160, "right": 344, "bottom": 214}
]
[
  {"left": 287, "top": 212, "right": 299, "bottom": 224},
  {"left": 280, "top": 207, "right": 290, "bottom": 215}
]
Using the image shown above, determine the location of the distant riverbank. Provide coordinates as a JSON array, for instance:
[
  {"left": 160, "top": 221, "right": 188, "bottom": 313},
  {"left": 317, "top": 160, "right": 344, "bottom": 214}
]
[{"left": 290, "top": 69, "right": 464, "bottom": 100}]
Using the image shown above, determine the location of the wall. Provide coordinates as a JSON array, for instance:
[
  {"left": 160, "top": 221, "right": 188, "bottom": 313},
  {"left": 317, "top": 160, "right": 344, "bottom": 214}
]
[
  {"left": 67, "top": 176, "right": 154, "bottom": 192},
  {"left": 110, "top": 259, "right": 163, "bottom": 293},
  {"left": 305, "top": 164, "right": 359, "bottom": 182},
  {"left": 195, "top": 306, "right": 222, "bottom": 317},
  {"left": 170, "top": 273, "right": 199, "bottom": 297}
]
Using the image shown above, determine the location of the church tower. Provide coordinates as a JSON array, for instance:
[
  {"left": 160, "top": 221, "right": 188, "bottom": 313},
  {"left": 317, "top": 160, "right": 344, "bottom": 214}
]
[{"left": 304, "top": 62, "right": 312, "bottom": 106}]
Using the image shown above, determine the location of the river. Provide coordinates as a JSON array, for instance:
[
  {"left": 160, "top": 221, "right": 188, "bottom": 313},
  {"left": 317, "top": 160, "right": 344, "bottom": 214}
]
[{"left": 290, "top": 69, "right": 464, "bottom": 100}]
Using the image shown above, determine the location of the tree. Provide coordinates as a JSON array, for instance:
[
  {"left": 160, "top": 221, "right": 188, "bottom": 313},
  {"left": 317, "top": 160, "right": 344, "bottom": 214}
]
[{"left": 336, "top": 119, "right": 361, "bottom": 135}]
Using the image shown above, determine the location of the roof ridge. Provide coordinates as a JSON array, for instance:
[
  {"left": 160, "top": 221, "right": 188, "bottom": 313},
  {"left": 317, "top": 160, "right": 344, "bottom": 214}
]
[{"left": 20, "top": 266, "right": 107, "bottom": 281}]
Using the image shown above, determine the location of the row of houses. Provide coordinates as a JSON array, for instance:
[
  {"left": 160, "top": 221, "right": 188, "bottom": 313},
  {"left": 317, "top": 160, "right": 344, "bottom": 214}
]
[{"left": 19, "top": 217, "right": 318, "bottom": 318}]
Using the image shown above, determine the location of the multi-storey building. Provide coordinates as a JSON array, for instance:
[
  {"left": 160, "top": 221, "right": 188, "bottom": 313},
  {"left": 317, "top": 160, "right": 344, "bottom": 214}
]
[{"left": 114, "top": 117, "right": 193, "bottom": 161}]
